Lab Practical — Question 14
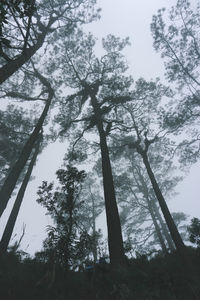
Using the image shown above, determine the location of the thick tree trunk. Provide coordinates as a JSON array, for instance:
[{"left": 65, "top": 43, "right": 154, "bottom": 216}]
[
  {"left": 140, "top": 150, "right": 189, "bottom": 266},
  {"left": 98, "top": 131, "right": 125, "bottom": 267},
  {"left": 152, "top": 199, "right": 175, "bottom": 251},
  {"left": 0, "top": 134, "right": 41, "bottom": 253},
  {"left": 0, "top": 84, "right": 53, "bottom": 217},
  {"left": 91, "top": 95, "right": 125, "bottom": 267}
]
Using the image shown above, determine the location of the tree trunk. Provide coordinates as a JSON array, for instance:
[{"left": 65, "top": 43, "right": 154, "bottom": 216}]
[
  {"left": 133, "top": 164, "right": 168, "bottom": 254},
  {"left": 0, "top": 83, "right": 53, "bottom": 217},
  {"left": 91, "top": 95, "right": 125, "bottom": 267},
  {"left": 146, "top": 197, "right": 168, "bottom": 254},
  {"left": 139, "top": 150, "right": 199, "bottom": 300},
  {"left": 0, "top": 134, "right": 42, "bottom": 253},
  {"left": 91, "top": 194, "right": 97, "bottom": 263},
  {"left": 140, "top": 150, "right": 188, "bottom": 264},
  {"left": 151, "top": 199, "right": 175, "bottom": 251},
  {"left": 0, "top": 23, "right": 52, "bottom": 85}
]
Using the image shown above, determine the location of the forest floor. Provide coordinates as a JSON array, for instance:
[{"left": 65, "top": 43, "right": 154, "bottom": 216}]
[{"left": 0, "top": 247, "right": 200, "bottom": 300}]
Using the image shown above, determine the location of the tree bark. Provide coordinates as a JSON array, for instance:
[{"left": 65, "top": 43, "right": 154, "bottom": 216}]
[
  {"left": 0, "top": 81, "right": 53, "bottom": 217},
  {"left": 0, "top": 134, "right": 42, "bottom": 253},
  {"left": 0, "top": 20, "right": 53, "bottom": 85},
  {"left": 91, "top": 95, "right": 125, "bottom": 267},
  {"left": 152, "top": 199, "right": 175, "bottom": 251},
  {"left": 133, "top": 164, "right": 168, "bottom": 254},
  {"left": 91, "top": 194, "right": 97, "bottom": 263},
  {"left": 146, "top": 197, "right": 168, "bottom": 254},
  {"left": 139, "top": 150, "right": 195, "bottom": 270}
]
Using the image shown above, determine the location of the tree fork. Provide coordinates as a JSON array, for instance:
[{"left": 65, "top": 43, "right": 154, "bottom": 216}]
[
  {"left": 0, "top": 29, "right": 46, "bottom": 85},
  {"left": 0, "top": 12, "right": 57, "bottom": 85}
]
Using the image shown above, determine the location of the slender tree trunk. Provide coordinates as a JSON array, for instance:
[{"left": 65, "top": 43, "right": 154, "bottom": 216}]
[
  {"left": 66, "top": 206, "right": 73, "bottom": 269},
  {"left": 91, "top": 194, "right": 97, "bottom": 263},
  {"left": 0, "top": 134, "right": 42, "bottom": 253},
  {"left": 140, "top": 150, "right": 189, "bottom": 266},
  {"left": 0, "top": 80, "right": 53, "bottom": 217},
  {"left": 151, "top": 199, "right": 175, "bottom": 251},
  {"left": 133, "top": 164, "right": 168, "bottom": 254},
  {"left": 146, "top": 197, "right": 168, "bottom": 254},
  {"left": 91, "top": 95, "right": 125, "bottom": 267},
  {"left": 135, "top": 148, "right": 200, "bottom": 299}
]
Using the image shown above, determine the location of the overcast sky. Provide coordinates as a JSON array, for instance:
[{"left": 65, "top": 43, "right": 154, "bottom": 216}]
[{"left": 1, "top": 0, "right": 200, "bottom": 256}]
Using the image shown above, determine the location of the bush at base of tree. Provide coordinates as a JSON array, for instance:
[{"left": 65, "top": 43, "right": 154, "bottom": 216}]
[{"left": 188, "top": 218, "right": 200, "bottom": 248}]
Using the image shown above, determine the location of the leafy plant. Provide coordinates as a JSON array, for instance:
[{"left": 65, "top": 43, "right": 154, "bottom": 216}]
[{"left": 187, "top": 218, "right": 200, "bottom": 247}]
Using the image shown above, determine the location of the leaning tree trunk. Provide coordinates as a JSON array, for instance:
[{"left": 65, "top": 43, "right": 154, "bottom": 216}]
[
  {"left": 133, "top": 165, "right": 168, "bottom": 254},
  {"left": 0, "top": 18, "right": 54, "bottom": 85},
  {"left": 0, "top": 77, "right": 53, "bottom": 218},
  {"left": 140, "top": 150, "right": 190, "bottom": 267},
  {"left": 91, "top": 95, "right": 125, "bottom": 268},
  {"left": 0, "top": 133, "right": 42, "bottom": 253},
  {"left": 136, "top": 148, "right": 200, "bottom": 299},
  {"left": 151, "top": 199, "right": 175, "bottom": 251},
  {"left": 146, "top": 196, "right": 168, "bottom": 254}
]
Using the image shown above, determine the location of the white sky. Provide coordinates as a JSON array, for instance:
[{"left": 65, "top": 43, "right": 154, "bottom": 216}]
[{"left": 1, "top": 0, "right": 200, "bottom": 255}]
